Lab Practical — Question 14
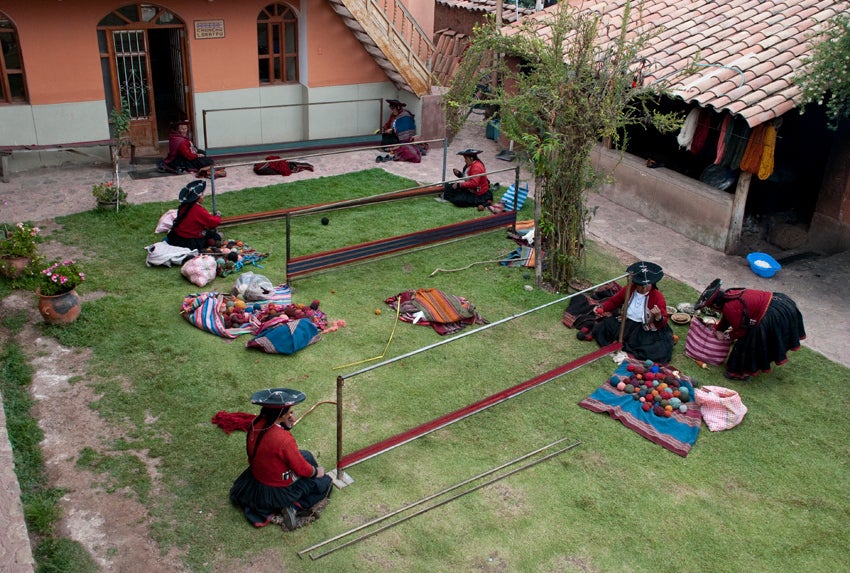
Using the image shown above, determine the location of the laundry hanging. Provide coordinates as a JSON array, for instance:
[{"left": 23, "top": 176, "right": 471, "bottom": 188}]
[
  {"left": 676, "top": 107, "right": 701, "bottom": 150},
  {"left": 714, "top": 114, "right": 732, "bottom": 165},
  {"left": 758, "top": 123, "right": 777, "bottom": 180},
  {"left": 739, "top": 123, "right": 768, "bottom": 174},
  {"left": 690, "top": 109, "right": 712, "bottom": 156}
]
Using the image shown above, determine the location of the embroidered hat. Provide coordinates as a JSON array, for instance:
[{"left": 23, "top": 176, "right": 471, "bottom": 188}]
[
  {"left": 250, "top": 388, "right": 306, "bottom": 409},
  {"left": 386, "top": 99, "right": 406, "bottom": 107},
  {"left": 457, "top": 148, "right": 482, "bottom": 157},
  {"left": 627, "top": 261, "right": 664, "bottom": 285},
  {"left": 695, "top": 278, "right": 723, "bottom": 310},
  {"left": 178, "top": 179, "right": 207, "bottom": 203}
]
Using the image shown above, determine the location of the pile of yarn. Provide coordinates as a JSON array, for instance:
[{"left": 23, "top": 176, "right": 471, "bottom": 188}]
[{"left": 608, "top": 359, "right": 691, "bottom": 417}]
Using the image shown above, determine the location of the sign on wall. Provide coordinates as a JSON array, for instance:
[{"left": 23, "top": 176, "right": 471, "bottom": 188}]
[{"left": 194, "top": 20, "right": 225, "bottom": 39}]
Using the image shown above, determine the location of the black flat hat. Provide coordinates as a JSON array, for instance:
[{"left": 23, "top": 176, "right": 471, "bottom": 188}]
[
  {"left": 386, "top": 99, "right": 406, "bottom": 107},
  {"left": 250, "top": 388, "right": 306, "bottom": 409},
  {"left": 695, "top": 278, "right": 723, "bottom": 309},
  {"left": 627, "top": 261, "right": 664, "bottom": 285},
  {"left": 457, "top": 148, "right": 482, "bottom": 157},
  {"left": 178, "top": 179, "right": 206, "bottom": 203}
]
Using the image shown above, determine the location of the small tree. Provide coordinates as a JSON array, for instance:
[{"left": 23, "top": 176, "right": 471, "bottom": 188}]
[
  {"left": 796, "top": 13, "right": 850, "bottom": 130},
  {"left": 444, "top": 2, "right": 682, "bottom": 291}
]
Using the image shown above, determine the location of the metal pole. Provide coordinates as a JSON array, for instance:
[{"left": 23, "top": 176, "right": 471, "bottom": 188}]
[
  {"left": 299, "top": 436, "right": 578, "bottom": 559},
  {"left": 285, "top": 212, "right": 291, "bottom": 284},
  {"left": 336, "top": 376, "right": 344, "bottom": 473},
  {"left": 304, "top": 440, "right": 582, "bottom": 560}
]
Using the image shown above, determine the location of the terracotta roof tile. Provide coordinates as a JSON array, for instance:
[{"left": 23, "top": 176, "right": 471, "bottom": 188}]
[{"left": 523, "top": 0, "right": 850, "bottom": 127}]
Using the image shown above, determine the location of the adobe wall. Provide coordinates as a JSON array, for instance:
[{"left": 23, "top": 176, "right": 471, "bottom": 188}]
[
  {"left": 592, "top": 146, "right": 732, "bottom": 251},
  {"left": 810, "top": 122, "right": 850, "bottom": 253}
]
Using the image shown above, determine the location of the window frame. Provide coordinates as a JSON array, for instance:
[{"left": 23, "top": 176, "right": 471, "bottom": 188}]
[{"left": 257, "top": 3, "right": 299, "bottom": 85}]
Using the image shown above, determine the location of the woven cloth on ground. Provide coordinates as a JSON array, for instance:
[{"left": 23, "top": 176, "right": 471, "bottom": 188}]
[
  {"left": 385, "top": 288, "right": 488, "bottom": 335},
  {"left": 181, "top": 285, "right": 293, "bottom": 338},
  {"left": 578, "top": 358, "right": 703, "bottom": 457},
  {"left": 561, "top": 281, "right": 622, "bottom": 332}
]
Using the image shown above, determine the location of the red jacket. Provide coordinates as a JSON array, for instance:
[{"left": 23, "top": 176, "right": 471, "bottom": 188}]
[
  {"left": 600, "top": 283, "right": 670, "bottom": 329},
  {"left": 165, "top": 132, "right": 202, "bottom": 163},
  {"left": 246, "top": 422, "right": 317, "bottom": 487},
  {"left": 716, "top": 288, "right": 772, "bottom": 340},
  {"left": 172, "top": 203, "right": 221, "bottom": 239},
  {"left": 460, "top": 159, "right": 489, "bottom": 196}
]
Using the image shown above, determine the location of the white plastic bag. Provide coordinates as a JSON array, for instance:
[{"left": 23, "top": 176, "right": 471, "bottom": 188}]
[
  {"left": 231, "top": 271, "right": 275, "bottom": 301},
  {"left": 180, "top": 254, "right": 218, "bottom": 287}
]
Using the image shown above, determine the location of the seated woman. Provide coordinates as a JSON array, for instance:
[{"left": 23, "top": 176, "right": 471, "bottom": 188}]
[
  {"left": 158, "top": 120, "right": 214, "bottom": 174},
  {"left": 438, "top": 149, "right": 492, "bottom": 210},
  {"left": 165, "top": 180, "right": 222, "bottom": 251},
  {"left": 230, "top": 388, "right": 332, "bottom": 531},
  {"left": 589, "top": 261, "right": 675, "bottom": 364}
]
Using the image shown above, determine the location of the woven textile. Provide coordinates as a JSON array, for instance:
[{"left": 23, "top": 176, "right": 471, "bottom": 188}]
[
  {"left": 694, "top": 386, "right": 748, "bottom": 432},
  {"left": 578, "top": 358, "right": 703, "bottom": 457},
  {"left": 684, "top": 318, "right": 731, "bottom": 366}
]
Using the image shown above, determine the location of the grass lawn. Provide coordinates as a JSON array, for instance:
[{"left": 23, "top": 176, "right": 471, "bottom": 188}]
[{"left": 2, "top": 169, "right": 848, "bottom": 573}]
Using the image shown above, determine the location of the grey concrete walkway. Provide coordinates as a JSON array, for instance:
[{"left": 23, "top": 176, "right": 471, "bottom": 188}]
[{"left": 1, "top": 118, "right": 846, "bottom": 570}]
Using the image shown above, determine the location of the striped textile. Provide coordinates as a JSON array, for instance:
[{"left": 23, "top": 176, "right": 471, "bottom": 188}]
[
  {"left": 287, "top": 210, "right": 516, "bottom": 279},
  {"left": 578, "top": 358, "right": 703, "bottom": 457},
  {"left": 181, "top": 292, "right": 236, "bottom": 339}
]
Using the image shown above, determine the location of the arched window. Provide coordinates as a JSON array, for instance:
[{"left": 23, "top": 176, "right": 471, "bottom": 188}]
[
  {"left": 257, "top": 4, "right": 298, "bottom": 84},
  {"left": 0, "top": 12, "right": 28, "bottom": 103}
]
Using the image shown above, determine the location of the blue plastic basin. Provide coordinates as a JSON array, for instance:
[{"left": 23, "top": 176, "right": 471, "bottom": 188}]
[{"left": 746, "top": 252, "right": 781, "bottom": 278}]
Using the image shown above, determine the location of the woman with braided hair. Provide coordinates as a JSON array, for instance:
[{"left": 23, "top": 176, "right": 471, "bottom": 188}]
[
  {"left": 229, "top": 388, "right": 332, "bottom": 531},
  {"left": 694, "top": 279, "right": 806, "bottom": 380}
]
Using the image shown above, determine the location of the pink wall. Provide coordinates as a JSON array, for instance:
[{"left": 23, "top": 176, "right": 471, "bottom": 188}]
[{"left": 1, "top": 0, "right": 389, "bottom": 104}]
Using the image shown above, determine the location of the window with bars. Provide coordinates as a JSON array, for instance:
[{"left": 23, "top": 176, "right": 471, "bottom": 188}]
[
  {"left": 257, "top": 3, "right": 298, "bottom": 84},
  {"left": 0, "top": 12, "right": 28, "bottom": 103}
]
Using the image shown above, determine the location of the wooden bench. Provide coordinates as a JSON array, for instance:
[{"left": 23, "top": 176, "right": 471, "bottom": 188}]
[{"left": 0, "top": 139, "right": 116, "bottom": 182}]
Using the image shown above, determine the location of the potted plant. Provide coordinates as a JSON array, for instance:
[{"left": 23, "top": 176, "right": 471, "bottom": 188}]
[
  {"left": 36, "top": 259, "right": 85, "bottom": 324},
  {"left": 92, "top": 180, "right": 127, "bottom": 210},
  {"left": 0, "top": 222, "right": 41, "bottom": 278}
]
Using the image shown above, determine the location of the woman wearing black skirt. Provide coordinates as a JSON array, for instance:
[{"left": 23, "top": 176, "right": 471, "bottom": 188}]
[{"left": 694, "top": 279, "right": 806, "bottom": 380}]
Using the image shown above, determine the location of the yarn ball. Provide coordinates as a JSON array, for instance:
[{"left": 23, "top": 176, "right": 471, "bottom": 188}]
[
  {"left": 644, "top": 359, "right": 654, "bottom": 369},
  {"left": 609, "top": 376, "right": 620, "bottom": 387},
  {"left": 650, "top": 365, "right": 660, "bottom": 373},
  {"left": 310, "top": 299, "right": 320, "bottom": 310},
  {"left": 321, "top": 217, "right": 329, "bottom": 225},
  {"left": 616, "top": 381, "right": 626, "bottom": 391},
  {"left": 624, "top": 384, "right": 635, "bottom": 394},
  {"left": 669, "top": 397, "right": 682, "bottom": 409},
  {"left": 679, "top": 405, "right": 688, "bottom": 413},
  {"left": 642, "top": 402, "right": 652, "bottom": 412}
]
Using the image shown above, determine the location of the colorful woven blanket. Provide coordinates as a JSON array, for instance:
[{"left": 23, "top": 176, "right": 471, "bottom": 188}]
[
  {"left": 386, "top": 288, "right": 487, "bottom": 335},
  {"left": 578, "top": 358, "right": 703, "bottom": 457}
]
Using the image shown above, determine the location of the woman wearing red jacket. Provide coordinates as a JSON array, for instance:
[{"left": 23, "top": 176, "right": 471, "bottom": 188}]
[
  {"left": 159, "top": 120, "right": 214, "bottom": 174},
  {"left": 439, "top": 148, "right": 493, "bottom": 210},
  {"left": 590, "top": 261, "right": 675, "bottom": 364},
  {"left": 694, "top": 279, "right": 806, "bottom": 380},
  {"left": 165, "top": 180, "right": 222, "bottom": 251},
  {"left": 230, "top": 388, "right": 332, "bottom": 531}
]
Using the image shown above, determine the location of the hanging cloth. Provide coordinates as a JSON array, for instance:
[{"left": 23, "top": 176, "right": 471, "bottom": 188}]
[
  {"left": 690, "top": 109, "right": 712, "bottom": 156},
  {"left": 714, "top": 114, "right": 733, "bottom": 165},
  {"left": 739, "top": 124, "right": 768, "bottom": 174},
  {"left": 676, "top": 108, "right": 701, "bottom": 150},
  {"left": 722, "top": 117, "right": 751, "bottom": 170},
  {"left": 758, "top": 123, "right": 777, "bottom": 180}
]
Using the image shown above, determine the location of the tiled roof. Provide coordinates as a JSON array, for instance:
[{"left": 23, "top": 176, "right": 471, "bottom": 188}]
[
  {"left": 436, "top": 0, "right": 536, "bottom": 24},
  {"left": 506, "top": 0, "right": 850, "bottom": 127}
]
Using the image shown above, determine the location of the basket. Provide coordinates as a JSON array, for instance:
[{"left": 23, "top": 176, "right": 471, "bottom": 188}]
[{"left": 746, "top": 252, "right": 781, "bottom": 278}]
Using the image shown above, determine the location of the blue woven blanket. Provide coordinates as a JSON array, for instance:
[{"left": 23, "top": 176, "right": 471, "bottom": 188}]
[{"left": 578, "top": 358, "right": 702, "bottom": 457}]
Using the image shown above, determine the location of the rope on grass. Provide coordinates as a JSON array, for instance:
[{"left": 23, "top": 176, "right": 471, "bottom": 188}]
[
  {"left": 428, "top": 257, "right": 527, "bottom": 277},
  {"left": 332, "top": 300, "right": 402, "bottom": 370}
]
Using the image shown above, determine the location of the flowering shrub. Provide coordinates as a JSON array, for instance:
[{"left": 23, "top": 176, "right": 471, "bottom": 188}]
[
  {"left": 0, "top": 222, "right": 41, "bottom": 259},
  {"left": 39, "top": 259, "right": 85, "bottom": 296},
  {"left": 92, "top": 181, "right": 127, "bottom": 205}
]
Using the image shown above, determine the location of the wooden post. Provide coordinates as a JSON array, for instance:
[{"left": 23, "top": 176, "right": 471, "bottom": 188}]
[{"left": 725, "top": 171, "right": 752, "bottom": 254}]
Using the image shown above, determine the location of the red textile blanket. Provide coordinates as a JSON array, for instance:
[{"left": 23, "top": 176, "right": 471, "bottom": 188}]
[{"left": 386, "top": 288, "right": 488, "bottom": 335}]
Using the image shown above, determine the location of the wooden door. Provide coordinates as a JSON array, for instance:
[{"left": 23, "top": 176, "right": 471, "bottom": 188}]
[{"left": 112, "top": 29, "right": 158, "bottom": 154}]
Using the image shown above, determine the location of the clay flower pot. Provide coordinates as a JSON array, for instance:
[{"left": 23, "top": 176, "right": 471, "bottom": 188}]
[
  {"left": 36, "top": 288, "right": 81, "bottom": 324},
  {"left": 0, "top": 255, "right": 32, "bottom": 279}
]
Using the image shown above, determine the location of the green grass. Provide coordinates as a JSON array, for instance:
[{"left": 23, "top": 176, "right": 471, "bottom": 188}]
[{"left": 2, "top": 169, "right": 849, "bottom": 572}]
